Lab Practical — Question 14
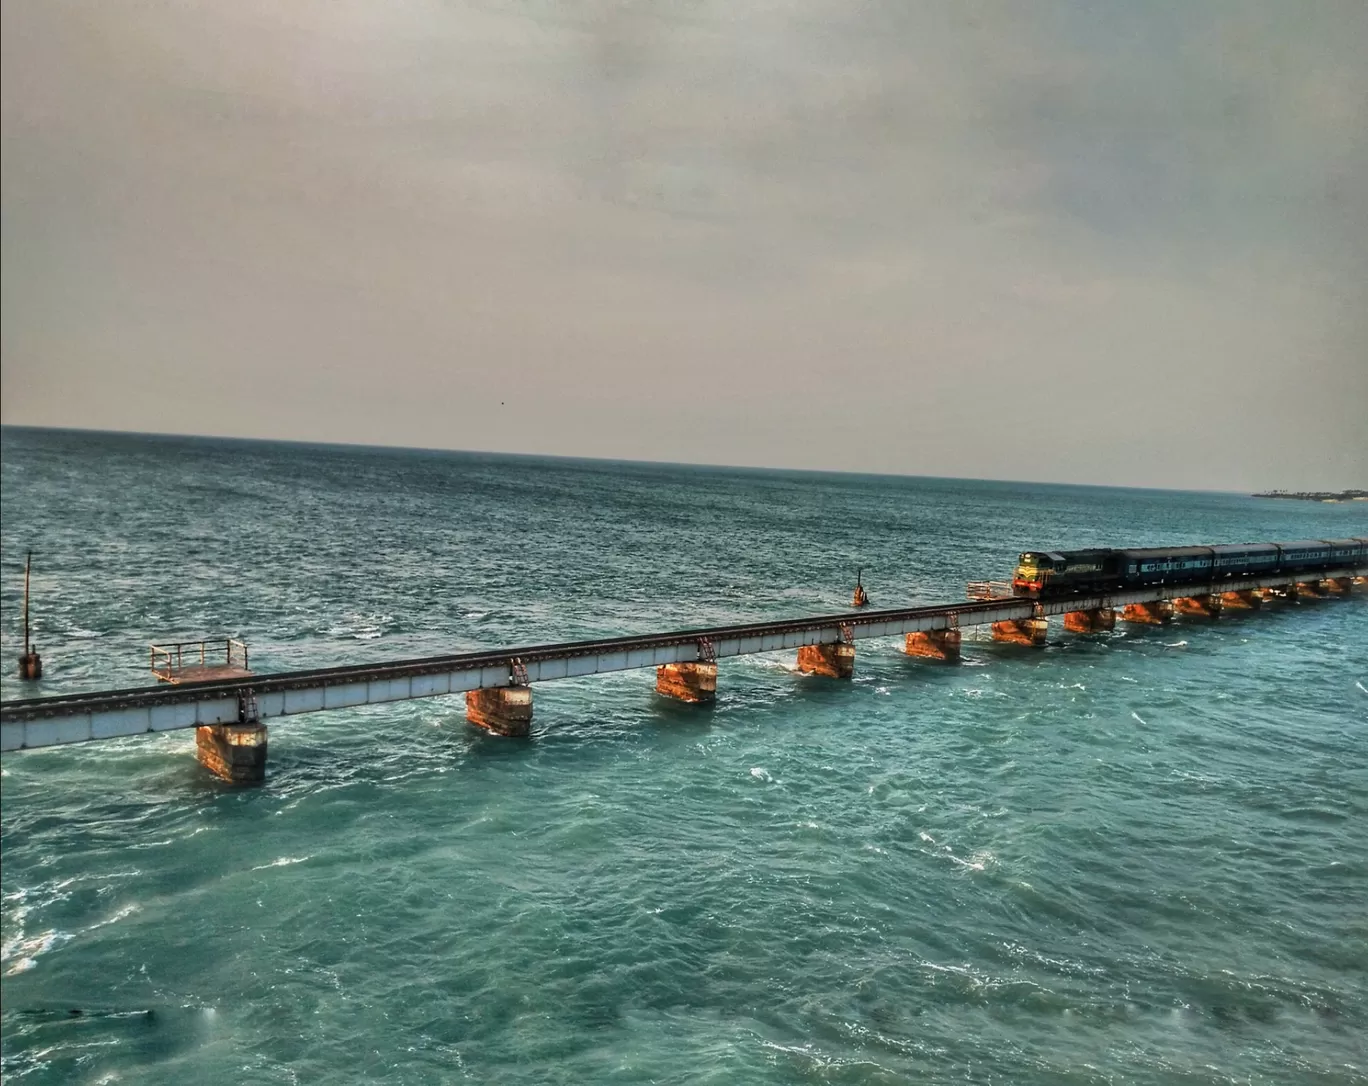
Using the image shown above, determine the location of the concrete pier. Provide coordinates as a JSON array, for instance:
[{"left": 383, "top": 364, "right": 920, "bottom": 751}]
[
  {"left": 905, "top": 629, "right": 961, "bottom": 660},
  {"left": 466, "top": 686, "right": 533, "bottom": 737},
  {"left": 1321, "top": 576, "right": 1353, "bottom": 595},
  {"left": 1295, "top": 580, "right": 1323, "bottom": 599},
  {"left": 991, "top": 618, "right": 1048, "bottom": 645},
  {"left": 1063, "top": 608, "right": 1116, "bottom": 633},
  {"left": 656, "top": 661, "right": 717, "bottom": 703},
  {"left": 797, "top": 642, "right": 855, "bottom": 678},
  {"left": 1220, "top": 589, "right": 1263, "bottom": 610},
  {"left": 1172, "top": 594, "right": 1222, "bottom": 618},
  {"left": 196, "top": 723, "right": 267, "bottom": 783},
  {"left": 798, "top": 642, "right": 848, "bottom": 678},
  {"left": 1122, "top": 600, "right": 1173, "bottom": 625}
]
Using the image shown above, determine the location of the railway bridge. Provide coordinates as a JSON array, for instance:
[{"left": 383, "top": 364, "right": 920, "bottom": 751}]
[{"left": 1, "top": 566, "right": 1362, "bottom": 782}]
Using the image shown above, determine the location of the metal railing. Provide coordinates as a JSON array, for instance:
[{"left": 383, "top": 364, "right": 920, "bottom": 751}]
[
  {"left": 150, "top": 639, "right": 249, "bottom": 681},
  {"left": 966, "top": 581, "right": 1016, "bottom": 601}
]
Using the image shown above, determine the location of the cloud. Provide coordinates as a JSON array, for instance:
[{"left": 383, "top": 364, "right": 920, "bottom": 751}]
[{"left": 3, "top": 0, "right": 1365, "bottom": 488}]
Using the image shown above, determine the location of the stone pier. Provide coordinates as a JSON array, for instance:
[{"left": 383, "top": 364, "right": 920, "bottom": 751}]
[
  {"left": 1220, "top": 589, "right": 1263, "bottom": 610},
  {"left": 797, "top": 642, "right": 855, "bottom": 678},
  {"left": 991, "top": 618, "right": 1048, "bottom": 646},
  {"left": 1063, "top": 608, "right": 1116, "bottom": 633},
  {"left": 655, "top": 661, "right": 718, "bottom": 703},
  {"left": 1172, "top": 594, "right": 1222, "bottom": 618},
  {"left": 1320, "top": 576, "right": 1353, "bottom": 595},
  {"left": 905, "top": 629, "right": 961, "bottom": 661},
  {"left": 196, "top": 722, "right": 267, "bottom": 783},
  {"left": 1122, "top": 600, "right": 1173, "bottom": 625},
  {"left": 1295, "top": 580, "right": 1323, "bottom": 600},
  {"left": 466, "top": 685, "right": 533, "bottom": 737}
]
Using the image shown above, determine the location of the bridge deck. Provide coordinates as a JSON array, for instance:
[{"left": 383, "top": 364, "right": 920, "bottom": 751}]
[{"left": 1, "top": 567, "right": 1360, "bottom": 753}]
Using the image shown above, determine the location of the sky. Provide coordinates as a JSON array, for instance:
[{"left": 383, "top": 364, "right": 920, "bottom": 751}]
[{"left": 2, "top": 0, "right": 1365, "bottom": 491}]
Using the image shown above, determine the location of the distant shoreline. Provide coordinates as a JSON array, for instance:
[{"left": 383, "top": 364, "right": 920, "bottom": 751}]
[{"left": 1252, "top": 489, "right": 1368, "bottom": 502}]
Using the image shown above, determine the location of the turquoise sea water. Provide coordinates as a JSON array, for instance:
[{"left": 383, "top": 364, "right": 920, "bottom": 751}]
[{"left": 1, "top": 426, "right": 1365, "bottom": 1085}]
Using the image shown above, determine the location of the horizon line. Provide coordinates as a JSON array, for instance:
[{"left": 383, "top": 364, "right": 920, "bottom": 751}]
[{"left": 0, "top": 421, "right": 1277, "bottom": 497}]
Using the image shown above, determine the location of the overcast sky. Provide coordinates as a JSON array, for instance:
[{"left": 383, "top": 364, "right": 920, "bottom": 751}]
[{"left": 2, "top": 1, "right": 1365, "bottom": 490}]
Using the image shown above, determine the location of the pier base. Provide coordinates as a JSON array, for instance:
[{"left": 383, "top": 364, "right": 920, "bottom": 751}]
[
  {"left": 797, "top": 643, "right": 855, "bottom": 678},
  {"left": 1321, "top": 577, "right": 1353, "bottom": 595},
  {"left": 1220, "top": 589, "right": 1263, "bottom": 610},
  {"left": 1063, "top": 609, "right": 1116, "bottom": 634},
  {"left": 1172, "top": 594, "right": 1222, "bottom": 618},
  {"left": 656, "top": 662, "right": 717, "bottom": 704},
  {"left": 17, "top": 651, "right": 42, "bottom": 680},
  {"left": 196, "top": 723, "right": 267, "bottom": 784},
  {"left": 466, "top": 686, "right": 533, "bottom": 737},
  {"left": 1122, "top": 600, "right": 1173, "bottom": 625},
  {"left": 991, "top": 618, "right": 1048, "bottom": 646},
  {"left": 905, "top": 629, "right": 961, "bottom": 661},
  {"left": 1295, "top": 581, "right": 1322, "bottom": 600}
]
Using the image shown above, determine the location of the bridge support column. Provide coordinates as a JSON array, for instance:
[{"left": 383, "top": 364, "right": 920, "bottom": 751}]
[
  {"left": 656, "top": 662, "right": 717, "bottom": 703},
  {"left": 1220, "top": 589, "right": 1263, "bottom": 610},
  {"left": 1063, "top": 608, "right": 1115, "bottom": 633},
  {"left": 905, "top": 629, "right": 961, "bottom": 661},
  {"left": 196, "top": 723, "right": 267, "bottom": 784},
  {"left": 991, "top": 618, "right": 1047, "bottom": 646},
  {"left": 1295, "top": 580, "right": 1322, "bottom": 600},
  {"left": 1320, "top": 577, "right": 1353, "bottom": 595},
  {"left": 466, "top": 686, "right": 533, "bottom": 737},
  {"left": 797, "top": 642, "right": 855, "bottom": 678},
  {"left": 1172, "top": 594, "right": 1222, "bottom": 618},
  {"left": 1122, "top": 600, "right": 1172, "bottom": 625}
]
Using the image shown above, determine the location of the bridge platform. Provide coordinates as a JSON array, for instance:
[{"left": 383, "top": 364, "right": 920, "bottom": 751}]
[{"left": 151, "top": 639, "right": 252, "bottom": 685}]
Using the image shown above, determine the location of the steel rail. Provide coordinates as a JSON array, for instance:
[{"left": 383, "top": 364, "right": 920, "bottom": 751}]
[
  {"left": 2, "top": 596, "right": 1015, "bottom": 721},
  {"left": 1, "top": 566, "right": 1360, "bottom": 752}
]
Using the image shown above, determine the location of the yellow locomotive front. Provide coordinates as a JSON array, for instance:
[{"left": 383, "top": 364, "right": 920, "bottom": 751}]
[{"left": 1013, "top": 552, "right": 1053, "bottom": 596}]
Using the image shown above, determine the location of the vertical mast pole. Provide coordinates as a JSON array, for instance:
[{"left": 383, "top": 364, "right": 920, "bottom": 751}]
[{"left": 23, "top": 551, "right": 32, "bottom": 656}]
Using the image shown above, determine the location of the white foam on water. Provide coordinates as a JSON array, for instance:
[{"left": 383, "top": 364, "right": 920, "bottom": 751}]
[
  {"left": 1132, "top": 711, "right": 1148, "bottom": 725},
  {"left": 251, "top": 855, "right": 312, "bottom": 872},
  {"left": 1166, "top": 640, "right": 1188, "bottom": 648},
  {"left": 86, "top": 903, "right": 141, "bottom": 931},
  {"left": 749, "top": 767, "right": 772, "bottom": 783},
  {"left": 2, "top": 930, "right": 74, "bottom": 975},
  {"left": 950, "top": 851, "right": 991, "bottom": 872},
  {"left": 1356, "top": 680, "right": 1367, "bottom": 695}
]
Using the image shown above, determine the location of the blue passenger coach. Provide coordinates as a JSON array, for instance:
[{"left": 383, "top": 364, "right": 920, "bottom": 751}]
[{"left": 1013, "top": 538, "right": 1366, "bottom": 599}]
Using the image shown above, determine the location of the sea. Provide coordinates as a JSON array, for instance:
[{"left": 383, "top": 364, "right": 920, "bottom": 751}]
[{"left": 1, "top": 426, "right": 1365, "bottom": 1085}]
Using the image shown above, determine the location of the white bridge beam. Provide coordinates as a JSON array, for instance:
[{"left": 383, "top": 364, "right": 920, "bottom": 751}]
[{"left": 2, "top": 567, "right": 1360, "bottom": 753}]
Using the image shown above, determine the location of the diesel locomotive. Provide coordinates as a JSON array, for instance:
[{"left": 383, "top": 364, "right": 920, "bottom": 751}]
[{"left": 1012, "top": 538, "right": 1368, "bottom": 599}]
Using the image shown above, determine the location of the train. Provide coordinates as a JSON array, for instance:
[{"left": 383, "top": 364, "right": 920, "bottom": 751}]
[{"left": 1011, "top": 538, "right": 1368, "bottom": 599}]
